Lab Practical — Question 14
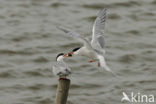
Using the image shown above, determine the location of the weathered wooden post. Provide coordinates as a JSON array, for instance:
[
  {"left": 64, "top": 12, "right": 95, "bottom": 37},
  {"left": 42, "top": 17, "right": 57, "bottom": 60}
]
[{"left": 54, "top": 78, "right": 70, "bottom": 104}]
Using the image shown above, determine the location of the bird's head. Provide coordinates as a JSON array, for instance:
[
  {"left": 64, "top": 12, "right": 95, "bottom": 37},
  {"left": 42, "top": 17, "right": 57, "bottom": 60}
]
[{"left": 56, "top": 53, "right": 72, "bottom": 61}]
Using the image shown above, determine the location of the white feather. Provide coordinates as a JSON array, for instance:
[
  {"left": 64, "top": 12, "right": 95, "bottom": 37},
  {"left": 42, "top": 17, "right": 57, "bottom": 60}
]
[
  {"left": 97, "top": 55, "right": 117, "bottom": 76},
  {"left": 97, "top": 55, "right": 111, "bottom": 71}
]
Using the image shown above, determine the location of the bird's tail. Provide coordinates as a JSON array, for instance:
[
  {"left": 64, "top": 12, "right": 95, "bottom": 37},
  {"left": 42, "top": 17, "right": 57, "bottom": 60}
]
[{"left": 97, "top": 55, "right": 117, "bottom": 76}]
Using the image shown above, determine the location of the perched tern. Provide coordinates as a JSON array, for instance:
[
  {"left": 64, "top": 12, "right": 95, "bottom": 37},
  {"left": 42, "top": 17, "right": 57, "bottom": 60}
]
[
  {"left": 58, "top": 8, "right": 116, "bottom": 75},
  {"left": 53, "top": 53, "right": 72, "bottom": 79}
]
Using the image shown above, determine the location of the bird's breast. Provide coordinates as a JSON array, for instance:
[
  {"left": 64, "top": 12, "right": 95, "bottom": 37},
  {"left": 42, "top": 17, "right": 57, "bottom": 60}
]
[{"left": 79, "top": 47, "right": 97, "bottom": 59}]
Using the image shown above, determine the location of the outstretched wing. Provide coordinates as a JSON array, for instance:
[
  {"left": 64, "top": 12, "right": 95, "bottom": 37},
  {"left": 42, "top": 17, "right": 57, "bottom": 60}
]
[
  {"left": 91, "top": 8, "right": 107, "bottom": 53},
  {"left": 58, "top": 26, "right": 91, "bottom": 48}
]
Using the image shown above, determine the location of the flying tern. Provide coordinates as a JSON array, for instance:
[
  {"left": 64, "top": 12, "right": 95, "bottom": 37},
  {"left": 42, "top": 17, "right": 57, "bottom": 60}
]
[
  {"left": 53, "top": 53, "right": 72, "bottom": 79},
  {"left": 58, "top": 8, "right": 116, "bottom": 75}
]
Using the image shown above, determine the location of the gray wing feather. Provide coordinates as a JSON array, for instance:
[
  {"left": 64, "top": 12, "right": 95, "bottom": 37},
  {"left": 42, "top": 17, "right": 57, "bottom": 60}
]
[
  {"left": 52, "top": 61, "right": 71, "bottom": 77},
  {"left": 52, "top": 64, "right": 59, "bottom": 76},
  {"left": 58, "top": 26, "right": 80, "bottom": 39},
  {"left": 91, "top": 8, "right": 107, "bottom": 52},
  {"left": 97, "top": 35, "right": 105, "bottom": 49},
  {"left": 58, "top": 26, "right": 92, "bottom": 49}
]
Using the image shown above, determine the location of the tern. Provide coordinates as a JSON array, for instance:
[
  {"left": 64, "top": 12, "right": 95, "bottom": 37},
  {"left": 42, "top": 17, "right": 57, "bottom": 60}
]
[
  {"left": 53, "top": 53, "right": 72, "bottom": 79},
  {"left": 58, "top": 8, "right": 116, "bottom": 75}
]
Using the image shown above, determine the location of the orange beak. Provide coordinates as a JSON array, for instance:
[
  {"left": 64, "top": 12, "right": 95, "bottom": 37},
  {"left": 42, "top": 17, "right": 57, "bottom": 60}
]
[
  {"left": 63, "top": 53, "right": 72, "bottom": 57},
  {"left": 63, "top": 54, "right": 69, "bottom": 57}
]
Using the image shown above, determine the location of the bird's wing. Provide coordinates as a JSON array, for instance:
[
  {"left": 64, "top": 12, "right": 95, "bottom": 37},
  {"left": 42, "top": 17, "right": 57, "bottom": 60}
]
[
  {"left": 97, "top": 54, "right": 111, "bottom": 72},
  {"left": 58, "top": 26, "right": 92, "bottom": 49},
  {"left": 91, "top": 8, "right": 107, "bottom": 53},
  {"left": 56, "top": 61, "right": 66, "bottom": 68},
  {"left": 64, "top": 61, "right": 71, "bottom": 74},
  {"left": 65, "top": 63, "right": 71, "bottom": 71},
  {"left": 58, "top": 61, "right": 71, "bottom": 75},
  {"left": 52, "top": 64, "right": 60, "bottom": 76},
  {"left": 53, "top": 61, "right": 67, "bottom": 76}
]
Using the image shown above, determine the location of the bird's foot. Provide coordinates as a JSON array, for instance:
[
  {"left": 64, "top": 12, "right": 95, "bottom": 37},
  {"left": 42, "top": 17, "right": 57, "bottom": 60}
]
[
  {"left": 58, "top": 76, "right": 67, "bottom": 80},
  {"left": 88, "top": 60, "right": 96, "bottom": 63},
  {"left": 59, "top": 77, "right": 62, "bottom": 80},
  {"left": 98, "top": 62, "right": 100, "bottom": 67}
]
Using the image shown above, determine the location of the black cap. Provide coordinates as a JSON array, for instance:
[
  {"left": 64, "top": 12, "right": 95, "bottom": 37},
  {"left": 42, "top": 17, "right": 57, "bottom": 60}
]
[
  {"left": 56, "top": 53, "right": 64, "bottom": 61},
  {"left": 72, "top": 47, "right": 81, "bottom": 52}
]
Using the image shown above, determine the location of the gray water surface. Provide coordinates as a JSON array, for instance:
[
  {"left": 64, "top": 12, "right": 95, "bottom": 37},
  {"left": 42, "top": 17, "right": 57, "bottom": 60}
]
[{"left": 0, "top": 0, "right": 156, "bottom": 104}]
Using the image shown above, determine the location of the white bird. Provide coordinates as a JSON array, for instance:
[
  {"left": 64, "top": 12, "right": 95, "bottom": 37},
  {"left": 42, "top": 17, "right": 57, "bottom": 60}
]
[
  {"left": 53, "top": 53, "right": 72, "bottom": 79},
  {"left": 58, "top": 8, "right": 116, "bottom": 75}
]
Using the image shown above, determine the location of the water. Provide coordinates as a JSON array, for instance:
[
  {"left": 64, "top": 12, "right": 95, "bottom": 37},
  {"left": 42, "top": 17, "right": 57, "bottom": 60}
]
[{"left": 0, "top": 0, "right": 156, "bottom": 104}]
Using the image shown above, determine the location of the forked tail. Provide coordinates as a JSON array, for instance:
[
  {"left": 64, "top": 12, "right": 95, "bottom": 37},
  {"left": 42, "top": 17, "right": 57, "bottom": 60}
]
[{"left": 97, "top": 55, "right": 117, "bottom": 76}]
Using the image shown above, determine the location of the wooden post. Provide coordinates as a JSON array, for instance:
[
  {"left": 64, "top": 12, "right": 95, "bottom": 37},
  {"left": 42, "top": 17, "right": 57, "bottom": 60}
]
[{"left": 54, "top": 78, "right": 70, "bottom": 104}]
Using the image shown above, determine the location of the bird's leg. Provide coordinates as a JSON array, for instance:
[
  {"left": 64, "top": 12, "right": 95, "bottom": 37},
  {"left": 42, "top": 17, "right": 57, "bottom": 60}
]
[
  {"left": 59, "top": 77, "right": 62, "bottom": 80},
  {"left": 58, "top": 76, "right": 66, "bottom": 80},
  {"left": 88, "top": 59, "right": 96, "bottom": 63},
  {"left": 98, "top": 62, "right": 100, "bottom": 67}
]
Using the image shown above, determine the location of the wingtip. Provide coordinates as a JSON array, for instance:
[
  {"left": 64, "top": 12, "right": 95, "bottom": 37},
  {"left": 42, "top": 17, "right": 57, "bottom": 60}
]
[
  {"left": 102, "top": 8, "right": 107, "bottom": 12},
  {"left": 110, "top": 70, "right": 118, "bottom": 77},
  {"left": 57, "top": 26, "right": 69, "bottom": 33},
  {"left": 98, "top": 8, "right": 107, "bottom": 16},
  {"left": 102, "top": 64, "right": 118, "bottom": 77}
]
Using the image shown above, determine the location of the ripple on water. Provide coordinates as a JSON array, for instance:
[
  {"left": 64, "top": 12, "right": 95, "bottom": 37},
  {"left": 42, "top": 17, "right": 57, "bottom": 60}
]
[
  {"left": 11, "top": 35, "right": 30, "bottom": 42},
  {"left": 126, "top": 30, "right": 140, "bottom": 35},
  {"left": 81, "top": 3, "right": 110, "bottom": 9},
  {"left": 23, "top": 68, "right": 52, "bottom": 77},
  {"left": 33, "top": 57, "right": 49, "bottom": 63},
  {"left": 111, "top": 1, "right": 141, "bottom": 7},
  {"left": 0, "top": 69, "right": 17, "bottom": 78},
  {"left": 60, "top": 42, "right": 81, "bottom": 49},
  {"left": 27, "top": 84, "right": 49, "bottom": 91},
  {"left": 0, "top": 71, "right": 13, "bottom": 78},
  {"left": 17, "top": 3, "right": 30, "bottom": 8},
  {"left": 50, "top": 2, "right": 67, "bottom": 8},
  {"left": 84, "top": 13, "right": 120, "bottom": 22},
  {"left": 81, "top": 1, "right": 141, "bottom": 9},
  {"left": 119, "top": 54, "right": 136, "bottom": 63},
  {"left": 71, "top": 83, "right": 102, "bottom": 89},
  {"left": 151, "top": 0, "right": 156, "bottom": 5},
  {"left": 108, "top": 13, "right": 120, "bottom": 20},
  {"left": 0, "top": 49, "right": 36, "bottom": 56},
  {"left": 138, "top": 80, "right": 156, "bottom": 84},
  {"left": 0, "top": 49, "right": 18, "bottom": 55},
  {"left": 84, "top": 16, "right": 96, "bottom": 22},
  {"left": 143, "top": 12, "right": 155, "bottom": 16},
  {"left": 123, "top": 82, "right": 136, "bottom": 88},
  {"left": 129, "top": 13, "right": 139, "bottom": 21},
  {"left": 7, "top": 83, "right": 52, "bottom": 92},
  {"left": 37, "top": 98, "right": 52, "bottom": 104},
  {"left": 24, "top": 71, "right": 44, "bottom": 77},
  {"left": 21, "top": 96, "right": 52, "bottom": 104},
  {"left": 70, "top": 84, "right": 81, "bottom": 89}
]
